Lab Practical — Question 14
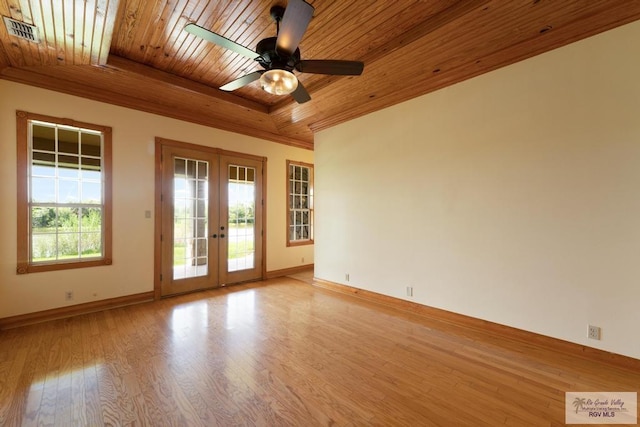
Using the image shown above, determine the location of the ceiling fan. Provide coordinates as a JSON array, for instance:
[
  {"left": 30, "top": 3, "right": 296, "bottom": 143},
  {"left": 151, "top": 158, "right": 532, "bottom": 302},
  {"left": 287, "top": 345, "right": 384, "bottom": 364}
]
[{"left": 185, "top": 0, "right": 364, "bottom": 104}]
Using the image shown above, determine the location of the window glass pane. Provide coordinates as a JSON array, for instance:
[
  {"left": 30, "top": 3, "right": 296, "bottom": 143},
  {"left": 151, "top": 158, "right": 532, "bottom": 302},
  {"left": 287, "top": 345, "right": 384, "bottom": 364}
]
[
  {"left": 81, "top": 132, "right": 101, "bottom": 157},
  {"left": 58, "top": 233, "right": 79, "bottom": 258},
  {"left": 57, "top": 207, "right": 79, "bottom": 232},
  {"left": 81, "top": 232, "right": 102, "bottom": 257},
  {"left": 197, "top": 161, "right": 207, "bottom": 179},
  {"left": 196, "top": 179, "right": 207, "bottom": 199},
  {"left": 184, "top": 198, "right": 195, "bottom": 220},
  {"left": 174, "top": 238, "right": 186, "bottom": 262},
  {"left": 175, "top": 158, "right": 186, "bottom": 176},
  {"left": 58, "top": 129, "right": 79, "bottom": 154},
  {"left": 81, "top": 181, "right": 101, "bottom": 203},
  {"left": 32, "top": 124, "right": 55, "bottom": 151},
  {"left": 174, "top": 218, "right": 187, "bottom": 240},
  {"left": 81, "top": 208, "right": 102, "bottom": 231},
  {"left": 174, "top": 177, "right": 187, "bottom": 196},
  {"left": 32, "top": 234, "right": 57, "bottom": 262},
  {"left": 174, "top": 202, "right": 187, "bottom": 226},
  {"left": 58, "top": 167, "right": 80, "bottom": 179},
  {"left": 196, "top": 199, "right": 206, "bottom": 218},
  {"left": 59, "top": 154, "right": 80, "bottom": 179},
  {"left": 33, "top": 152, "right": 56, "bottom": 169},
  {"left": 195, "top": 238, "right": 207, "bottom": 258},
  {"left": 58, "top": 155, "right": 79, "bottom": 173},
  {"left": 184, "top": 238, "right": 195, "bottom": 265},
  {"left": 195, "top": 218, "right": 207, "bottom": 238},
  {"left": 190, "top": 218, "right": 198, "bottom": 237},
  {"left": 81, "top": 157, "right": 101, "bottom": 170},
  {"left": 32, "top": 177, "right": 56, "bottom": 203},
  {"left": 59, "top": 180, "right": 80, "bottom": 203},
  {"left": 187, "top": 160, "right": 196, "bottom": 177},
  {"left": 32, "top": 165, "right": 55, "bottom": 177},
  {"left": 32, "top": 207, "right": 57, "bottom": 231},
  {"left": 81, "top": 168, "right": 101, "bottom": 181}
]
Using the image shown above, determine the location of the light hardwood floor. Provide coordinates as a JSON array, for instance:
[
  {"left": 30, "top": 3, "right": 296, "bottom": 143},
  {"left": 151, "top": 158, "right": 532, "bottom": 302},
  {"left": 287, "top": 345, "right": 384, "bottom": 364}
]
[{"left": 1, "top": 275, "right": 638, "bottom": 426}]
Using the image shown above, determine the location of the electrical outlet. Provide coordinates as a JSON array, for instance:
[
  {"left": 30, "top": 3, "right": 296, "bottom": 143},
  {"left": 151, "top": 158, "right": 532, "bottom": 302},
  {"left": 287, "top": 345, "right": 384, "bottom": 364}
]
[
  {"left": 406, "top": 286, "right": 413, "bottom": 297},
  {"left": 588, "top": 325, "right": 601, "bottom": 340},
  {"left": 65, "top": 291, "right": 74, "bottom": 301},
  {"left": 345, "top": 273, "right": 350, "bottom": 282}
]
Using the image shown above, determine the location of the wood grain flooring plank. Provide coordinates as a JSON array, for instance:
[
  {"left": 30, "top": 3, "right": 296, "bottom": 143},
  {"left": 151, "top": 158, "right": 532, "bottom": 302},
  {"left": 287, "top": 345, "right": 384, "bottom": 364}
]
[
  {"left": 1, "top": 276, "right": 640, "bottom": 426},
  {"left": 0, "top": 346, "right": 29, "bottom": 425},
  {"left": 4, "top": 323, "right": 55, "bottom": 426},
  {"left": 68, "top": 319, "right": 87, "bottom": 426},
  {"left": 79, "top": 313, "right": 104, "bottom": 426}
]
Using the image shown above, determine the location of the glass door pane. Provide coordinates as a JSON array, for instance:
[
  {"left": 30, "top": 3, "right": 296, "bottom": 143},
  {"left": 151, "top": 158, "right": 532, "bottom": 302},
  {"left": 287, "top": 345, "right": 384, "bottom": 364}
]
[
  {"left": 173, "top": 157, "right": 209, "bottom": 280},
  {"left": 159, "top": 145, "right": 262, "bottom": 296},
  {"left": 227, "top": 164, "right": 255, "bottom": 272}
]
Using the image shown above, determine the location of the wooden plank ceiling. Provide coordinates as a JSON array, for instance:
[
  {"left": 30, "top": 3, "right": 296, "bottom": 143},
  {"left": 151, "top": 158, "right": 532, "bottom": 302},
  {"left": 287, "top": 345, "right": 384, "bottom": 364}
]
[{"left": 1, "top": 0, "right": 640, "bottom": 149}]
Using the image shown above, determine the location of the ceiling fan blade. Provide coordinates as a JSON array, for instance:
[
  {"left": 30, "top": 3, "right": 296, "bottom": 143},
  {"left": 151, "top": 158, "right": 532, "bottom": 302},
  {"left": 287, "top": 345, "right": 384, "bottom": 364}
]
[
  {"left": 276, "top": 0, "right": 314, "bottom": 56},
  {"left": 296, "top": 60, "right": 364, "bottom": 76},
  {"left": 291, "top": 80, "right": 311, "bottom": 104},
  {"left": 185, "top": 23, "right": 260, "bottom": 60},
  {"left": 220, "top": 71, "right": 265, "bottom": 91}
]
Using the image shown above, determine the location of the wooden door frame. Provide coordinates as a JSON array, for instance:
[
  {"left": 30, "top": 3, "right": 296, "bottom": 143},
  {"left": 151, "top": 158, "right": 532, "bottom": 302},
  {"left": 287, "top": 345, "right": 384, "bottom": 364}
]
[{"left": 153, "top": 137, "right": 268, "bottom": 299}]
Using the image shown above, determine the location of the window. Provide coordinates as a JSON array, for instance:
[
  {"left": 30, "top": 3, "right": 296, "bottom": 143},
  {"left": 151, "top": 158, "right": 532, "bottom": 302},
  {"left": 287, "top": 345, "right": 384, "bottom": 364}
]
[
  {"left": 287, "top": 160, "right": 313, "bottom": 246},
  {"left": 16, "top": 111, "right": 112, "bottom": 274}
]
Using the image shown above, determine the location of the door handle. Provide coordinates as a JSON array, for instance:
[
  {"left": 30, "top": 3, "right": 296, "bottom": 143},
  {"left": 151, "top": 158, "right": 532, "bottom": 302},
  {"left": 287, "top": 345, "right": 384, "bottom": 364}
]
[
  {"left": 220, "top": 233, "right": 225, "bottom": 238},
  {"left": 211, "top": 234, "right": 218, "bottom": 238}
]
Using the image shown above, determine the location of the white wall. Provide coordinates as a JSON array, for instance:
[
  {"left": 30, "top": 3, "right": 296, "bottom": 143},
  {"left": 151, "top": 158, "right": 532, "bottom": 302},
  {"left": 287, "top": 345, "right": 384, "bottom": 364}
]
[
  {"left": 315, "top": 21, "right": 640, "bottom": 359},
  {"left": 0, "top": 81, "right": 313, "bottom": 318}
]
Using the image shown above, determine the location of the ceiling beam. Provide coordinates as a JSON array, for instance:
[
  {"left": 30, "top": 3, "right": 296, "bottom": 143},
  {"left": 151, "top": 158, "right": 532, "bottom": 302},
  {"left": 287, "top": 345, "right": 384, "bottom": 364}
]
[
  {"left": 0, "top": 64, "right": 313, "bottom": 149},
  {"left": 106, "top": 55, "right": 315, "bottom": 146},
  {"left": 107, "top": 55, "right": 269, "bottom": 113}
]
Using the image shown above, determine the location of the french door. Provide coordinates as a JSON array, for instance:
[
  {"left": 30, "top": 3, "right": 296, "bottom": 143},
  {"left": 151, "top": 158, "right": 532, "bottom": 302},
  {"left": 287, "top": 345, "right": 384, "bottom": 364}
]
[{"left": 157, "top": 140, "right": 264, "bottom": 297}]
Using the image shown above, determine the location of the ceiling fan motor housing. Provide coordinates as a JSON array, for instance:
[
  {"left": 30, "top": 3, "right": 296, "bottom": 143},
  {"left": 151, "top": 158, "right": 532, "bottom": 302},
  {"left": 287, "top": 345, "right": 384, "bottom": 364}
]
[{"left": 256, "top": 37, "right": 300, "bottom": 71}]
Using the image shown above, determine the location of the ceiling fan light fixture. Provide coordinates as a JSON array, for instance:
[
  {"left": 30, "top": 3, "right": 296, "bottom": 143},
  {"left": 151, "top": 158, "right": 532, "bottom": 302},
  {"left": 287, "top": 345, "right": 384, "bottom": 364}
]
[{"left": 260, "top": 69, "right": 298, "bottom": 95}]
